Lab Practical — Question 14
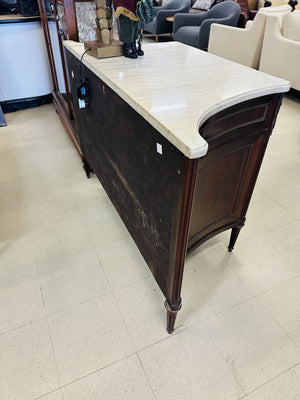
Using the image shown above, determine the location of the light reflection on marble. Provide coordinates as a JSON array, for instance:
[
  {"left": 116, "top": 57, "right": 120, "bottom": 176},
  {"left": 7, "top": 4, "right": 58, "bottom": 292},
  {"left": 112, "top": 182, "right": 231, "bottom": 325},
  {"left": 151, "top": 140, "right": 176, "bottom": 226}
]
[{"left": 64, "top": 41, "right": 290, "bottom": 159}]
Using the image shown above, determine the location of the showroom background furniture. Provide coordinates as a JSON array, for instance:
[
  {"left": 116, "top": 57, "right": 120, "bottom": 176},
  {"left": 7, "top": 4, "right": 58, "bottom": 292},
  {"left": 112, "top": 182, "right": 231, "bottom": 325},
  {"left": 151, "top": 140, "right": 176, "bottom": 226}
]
[
  {"left": 208, "top": 4, "right": 291, "bottom": 68},
  {"left": 189, "top": 0, "right": 221, "bottom": 14},
  {"left": 153, "top": 0, "right": 272, "bottom": 27},
  {"left": 230, "top": 0, "right": 272, "bottom": 27},
  {"left": 258, "top": 0, "right": 299, "bottom": 9},
  {"left": 37, "top": 0, "right": 81, "bottom": 152},
  {"left": 189, "top": 0, "right": 272, "bottom": 27},
  {"left": 173, "top": 1, "right": 240, "bottom": 50},
  {"left": 143, "top": 0, "right": 191, "bottom": 42},
  {"left": 0, "top": 14, "right": 53, "bottom": 109},
  {"left": 37, "top": 0, "right": 95, "bottom": 153},
  {"left": 259, "top": 11, "right": 300, "bottom": 90}
]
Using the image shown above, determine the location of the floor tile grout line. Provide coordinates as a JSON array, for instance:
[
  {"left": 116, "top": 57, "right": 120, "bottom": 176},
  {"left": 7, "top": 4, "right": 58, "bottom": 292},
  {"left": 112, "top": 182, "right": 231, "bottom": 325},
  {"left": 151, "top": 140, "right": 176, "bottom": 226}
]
[
  {"left": 86, "top": 229, "right": 129, "bottom": 253},
  {"left": 1, "top": 278, "right": 297, "bottom": 399},
  {"left": 231, "top": 185, "right": 299, "bottom": 245},
  {"left": 31, "top": 352, "right": 147, "bottom": 400},
  {"left": 196, "top": 292, "right": 300, "bottom": 398},
  {"left": 0, "top": 226, "right": 45, "bottom": 337},
  {"left": 254, "top": 272, "right": 300, "bottom": 297},
  {"left": 33, "top": 240, "right": 96, "bottom": 268},
  {"left": 49, "top": 351, "right": 137, "bottom": 396},
  {"left": 0, "top": 276, "right": 113, "bottom": 337},
  {"left": 0, "top": 318, "right": 46, "bottom": 337},
  {"left": 232, "top": 227, "right": 279, "bottom": 246},
  {"left": 229, "top": 262, "right": 300, "bottom": 302},
  {"left": 182, "top": 267, "right": 300, "bottom": 332},
  {"left": 92, "top": 231, "right": 133, "bottom": 252},
  {"left": 237, "top": 214, "right": 298, "bottom": 245},
  {"left": 1, "top": 254, "right": 298, "bottom": 340},
  {"left": 136, "top": 352, "right": 159, "bottom": 400},
  {"left": 110, "top": 273, "right": 143, "bottom": 354},
  {"left": 107, "top": 265, "right": 190, "bottom": 354},
  {"left": 2, "top": 95, "right": 300, "bottom": 400},
  {"left": 45, "top": 316, "right": 64, "bottom": 391},
  {"left": 261, "top": 152, "right": 300, "bottom": 166},
  {"left": 0, "top": 276, "right": 156, "bottom": 338},
  {"left": 36, "top": 225, "right": 164, "bottom": 393},
  {"left": 32, "top": 387, "right": 63, "bottom": 400},
  {"left": 259, "top": 185, "right": 296, "bottom": 212},
  {"left": 43, "top": 290, "right": 112, "bottom": 320},
  {"left": 0, "top": 256, "right": 38, "bottom": 281},
  {"left": 135, "top": 324, "right": 188, "bottom": 353},
  {"left": 0, "top": 104, "right": 123, "bottom": 399},
  {"left": 200, "top": 321, "right": 247, "bottom": 396},
  {"left": 109, "top": 272, "right": 188, "bottom": 350},
  {"left": 0, "top": 283, "right": 251, "bottom": 339},
  {"left": 179, "top": 292, "right": 260, "bottom": 331},
  {"left": 256, "top": 290, "right": 300, "bottom": 351},
  {"left": 257, "top": 213, "right": 300, "bottom": 251},
  {"left": 3, "top": 262, "right": 294, "bottom": 340},
  {"left": 18, "top": 170, "right": 72, "bottom": 202},
  {"left": 33, "top": 240, "right": 64, "bottom": 391},
  {"left": 237, "top": 361, "right": 300, "bottom": 400},
  {"left": 92, "top": 235, "right": 154, "bottom": 294},
  {"left": 110, "top": 275, "right": 154, "bottom": 296},
  {"left": 257, "top": 185, "right": 300, "bottom": 222},
  {"left": 34, "top": 246, "right": 99, "bottom": 269},
  {"left": 93, "top": 240, "right": 122, "bottom": 294}
]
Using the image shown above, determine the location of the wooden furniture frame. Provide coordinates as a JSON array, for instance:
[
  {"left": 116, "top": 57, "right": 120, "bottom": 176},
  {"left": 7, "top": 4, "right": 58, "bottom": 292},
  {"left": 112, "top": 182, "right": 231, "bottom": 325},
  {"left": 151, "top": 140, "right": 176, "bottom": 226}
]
[
  {"left": 37, "top": 0, "right": 94, "bottom": 153},
  {"left": 64, "top": 42, "right": 287, "bottom": 333},
  {"left": 37, "top": 0, "right": 79, "bottom": 151}
]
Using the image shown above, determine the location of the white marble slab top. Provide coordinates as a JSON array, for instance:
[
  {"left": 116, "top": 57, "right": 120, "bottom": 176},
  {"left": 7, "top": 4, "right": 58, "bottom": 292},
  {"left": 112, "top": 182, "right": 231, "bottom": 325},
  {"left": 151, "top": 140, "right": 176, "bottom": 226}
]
[{"left": 64, "top": 40, "right": 290, "bottom": 159}]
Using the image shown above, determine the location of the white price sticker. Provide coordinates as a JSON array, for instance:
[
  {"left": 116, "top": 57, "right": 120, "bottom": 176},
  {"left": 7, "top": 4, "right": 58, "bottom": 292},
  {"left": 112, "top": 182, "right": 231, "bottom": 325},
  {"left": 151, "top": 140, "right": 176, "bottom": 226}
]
[
  {"left": 156, "top": 143, "right": 162, "bottom": 155},
  {"left": 78, "top": 99, "right": 86, "bottom": 109}
]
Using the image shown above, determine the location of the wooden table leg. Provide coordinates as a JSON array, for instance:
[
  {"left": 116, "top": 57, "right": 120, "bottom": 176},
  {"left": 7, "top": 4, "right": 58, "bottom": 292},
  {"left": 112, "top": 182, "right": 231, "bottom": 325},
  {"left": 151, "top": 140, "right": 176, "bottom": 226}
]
[
  {"left": 228, "top": 224, "right": 244, "bottom": 252},
  {"left": 165, "top": 299, "right": 182, "bottom": 334}
]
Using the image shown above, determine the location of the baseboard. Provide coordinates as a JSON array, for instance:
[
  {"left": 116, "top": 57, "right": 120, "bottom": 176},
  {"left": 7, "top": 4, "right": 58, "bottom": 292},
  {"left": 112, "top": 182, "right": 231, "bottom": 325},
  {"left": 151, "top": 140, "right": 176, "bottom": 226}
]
[{"left": 0, "top": 94, "right": 53, "bottom": 113}]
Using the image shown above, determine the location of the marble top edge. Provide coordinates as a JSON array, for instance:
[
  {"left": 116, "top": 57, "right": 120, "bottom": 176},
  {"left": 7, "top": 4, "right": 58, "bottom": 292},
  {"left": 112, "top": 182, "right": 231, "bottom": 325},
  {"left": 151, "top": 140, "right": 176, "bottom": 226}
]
[
  {"left": 63, "top": 40, "right": 290, "bottom": 159},
  {"left": 196, "top": 84, "right": 290, "bottom": 132}
]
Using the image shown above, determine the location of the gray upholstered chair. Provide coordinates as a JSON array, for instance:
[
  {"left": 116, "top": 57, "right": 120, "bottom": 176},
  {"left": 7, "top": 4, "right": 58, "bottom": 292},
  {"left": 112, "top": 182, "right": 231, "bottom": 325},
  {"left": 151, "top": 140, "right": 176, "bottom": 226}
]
[
  {"left": 143, "top": 0, "right": 191, "bottom": 41},
  {"left": 173, "top": 1, "right": 241, "bottom": 50}
]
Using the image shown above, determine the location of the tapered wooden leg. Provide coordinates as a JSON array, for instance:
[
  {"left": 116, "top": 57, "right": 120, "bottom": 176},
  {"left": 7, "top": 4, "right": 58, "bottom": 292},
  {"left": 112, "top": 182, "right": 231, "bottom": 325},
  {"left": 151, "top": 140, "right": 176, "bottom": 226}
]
[
  {"left": 228, "top": 226, "right": 242, "bottom": 252},
  {"left": 155, "top": 35, "right": 159, "bottom": 42},
  {"left": 82, "top": 156, "right": 93, "bottom": 178},
  {"left": 165, "top": 299, "right": 182, "bottom": 334}
]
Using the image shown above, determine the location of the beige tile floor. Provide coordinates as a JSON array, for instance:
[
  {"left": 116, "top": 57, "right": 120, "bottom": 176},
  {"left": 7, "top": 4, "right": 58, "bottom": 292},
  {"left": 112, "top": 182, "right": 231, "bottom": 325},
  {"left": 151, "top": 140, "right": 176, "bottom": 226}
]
[{"left": 0, "top": 93, "right": 300, "bottom": 400}]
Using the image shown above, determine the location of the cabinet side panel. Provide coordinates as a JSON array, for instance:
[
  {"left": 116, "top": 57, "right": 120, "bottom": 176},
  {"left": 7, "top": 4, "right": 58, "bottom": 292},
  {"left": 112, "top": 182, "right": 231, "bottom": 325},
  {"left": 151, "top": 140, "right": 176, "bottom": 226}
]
[
  {"left": 188, "top": 94, "right": 282, "bottom": 252},
  {"left": 65, "top": 50, "right": 188, "bottom": 298}
]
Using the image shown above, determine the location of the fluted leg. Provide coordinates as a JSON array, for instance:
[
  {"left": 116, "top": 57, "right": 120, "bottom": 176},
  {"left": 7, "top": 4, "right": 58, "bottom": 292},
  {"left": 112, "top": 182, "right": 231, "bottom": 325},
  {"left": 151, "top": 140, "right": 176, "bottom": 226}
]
[{"left": 165, "top": 299, "right": 182, "bottom": 334}]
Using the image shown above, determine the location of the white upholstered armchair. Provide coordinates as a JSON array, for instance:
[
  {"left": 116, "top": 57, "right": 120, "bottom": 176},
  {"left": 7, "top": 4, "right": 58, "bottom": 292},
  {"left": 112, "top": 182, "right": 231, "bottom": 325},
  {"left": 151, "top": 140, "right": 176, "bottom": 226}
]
[
  {"left": 259, "top": 11, "right": 300, "bottom": 90},
  {"left": 207, "top": 4, "right": 292, "bottom": 69}
]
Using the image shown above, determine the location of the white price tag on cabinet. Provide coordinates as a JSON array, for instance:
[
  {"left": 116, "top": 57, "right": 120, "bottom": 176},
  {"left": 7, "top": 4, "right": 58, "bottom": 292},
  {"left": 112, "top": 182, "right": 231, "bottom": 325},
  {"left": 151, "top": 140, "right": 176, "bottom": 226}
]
[{"left": 78, "top": 99, "right": 86, "bottom": 109}]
